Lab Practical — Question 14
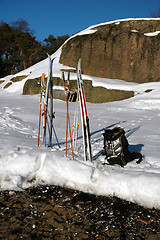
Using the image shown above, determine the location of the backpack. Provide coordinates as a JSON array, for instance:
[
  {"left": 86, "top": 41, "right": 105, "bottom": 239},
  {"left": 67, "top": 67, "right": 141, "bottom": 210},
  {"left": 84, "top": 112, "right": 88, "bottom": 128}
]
[{"left": 103, "top": 127, "right": 142, "bottom": 167}]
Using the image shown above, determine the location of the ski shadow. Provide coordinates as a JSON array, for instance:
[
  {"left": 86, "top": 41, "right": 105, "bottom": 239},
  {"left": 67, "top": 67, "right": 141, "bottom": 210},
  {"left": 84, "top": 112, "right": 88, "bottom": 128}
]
[
  {"left": 55, "top": 122, "right": 122, "bottom": 153},
  {"left": 90, "top": 121, "right": 122, "bottom": 137},
  {"left": 55, "top": 122, "right": 142, "bottom": 155},
  {"left": 125, "top": 125, "right": 142, "bottom": 138},
  {"left": 59, "top": 121, "right": 122, "bottom": 146},
  {"left": 93, "top": 150, "right": 105, "bottom": 161}
]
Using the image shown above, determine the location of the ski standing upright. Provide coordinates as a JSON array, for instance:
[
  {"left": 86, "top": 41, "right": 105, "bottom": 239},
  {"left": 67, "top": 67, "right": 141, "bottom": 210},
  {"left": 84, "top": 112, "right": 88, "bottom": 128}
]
[
  {"left": 38, "top": 54, "right": 60, "bottom": 149},
  {"left": 38, "top": 73, "right": 45, "bottom": 147},
  {"left": 77, "top": 59, "right": 92, "bottom": 161}
]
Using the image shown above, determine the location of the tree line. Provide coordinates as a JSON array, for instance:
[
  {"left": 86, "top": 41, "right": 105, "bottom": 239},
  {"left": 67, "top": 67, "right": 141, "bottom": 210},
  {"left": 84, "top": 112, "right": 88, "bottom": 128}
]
[{"left": 0, "top": 19, "right": 69, "bottom": 78}]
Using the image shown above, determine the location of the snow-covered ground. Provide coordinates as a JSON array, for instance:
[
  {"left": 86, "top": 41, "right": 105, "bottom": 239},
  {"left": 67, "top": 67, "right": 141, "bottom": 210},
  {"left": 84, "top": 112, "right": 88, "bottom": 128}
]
[{"left": 0, "top": 18, "right": 160, "bottom": 209}]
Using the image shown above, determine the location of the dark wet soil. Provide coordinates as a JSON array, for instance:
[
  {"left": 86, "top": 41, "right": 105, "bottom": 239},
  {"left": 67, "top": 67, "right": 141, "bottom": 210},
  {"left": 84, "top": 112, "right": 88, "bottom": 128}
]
[{"left": 0, "top": 185, "right": 159, "bottom": 240}]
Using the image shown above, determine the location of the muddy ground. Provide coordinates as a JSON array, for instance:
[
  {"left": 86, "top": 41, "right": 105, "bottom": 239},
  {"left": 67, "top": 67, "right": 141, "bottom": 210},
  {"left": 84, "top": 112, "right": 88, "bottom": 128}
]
[{"left": 0, "top": 185, "right": 159, "bottom": 240}]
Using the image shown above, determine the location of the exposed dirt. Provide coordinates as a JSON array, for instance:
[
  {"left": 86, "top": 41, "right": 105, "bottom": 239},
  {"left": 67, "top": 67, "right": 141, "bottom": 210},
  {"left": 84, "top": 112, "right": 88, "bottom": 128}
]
[
  {"left": 0, "top": 80, "right": 5, "bottom": 85},
  {"left": 0, "top": 185, "right": 159, "bottom": 240},
  {"left": 3, "top": 82, "right": 12, "bottom": 89},
  {"left": 11, "top": 75, "right": 28, "bottom": 82}
]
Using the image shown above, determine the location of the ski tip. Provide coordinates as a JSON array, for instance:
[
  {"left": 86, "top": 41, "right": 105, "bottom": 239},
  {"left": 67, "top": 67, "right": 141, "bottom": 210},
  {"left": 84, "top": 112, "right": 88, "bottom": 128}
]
[
  {"left": 77, "top": 58, "right": 81, "bottom": 72},
  {"left": 51, "top": 57, "right": 56, "bottom": 63},
  {"left": 45, "top": 53, "right": 56, "bottom": 61},
  {"left": 45, "top": 52, "right": 50, "bottom": 57},
  {"left": 78, "top": 58, "right": 81, "bottom": 65}
]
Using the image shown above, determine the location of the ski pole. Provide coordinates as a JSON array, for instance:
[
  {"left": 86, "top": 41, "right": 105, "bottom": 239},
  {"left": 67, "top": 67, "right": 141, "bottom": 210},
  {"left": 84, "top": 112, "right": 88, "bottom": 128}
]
[
  {"left": 47, "top": 110, "right": 61, "bottom": 148},
  {"left": 62, "top": 72, "right": 74, "bottom": 160}
]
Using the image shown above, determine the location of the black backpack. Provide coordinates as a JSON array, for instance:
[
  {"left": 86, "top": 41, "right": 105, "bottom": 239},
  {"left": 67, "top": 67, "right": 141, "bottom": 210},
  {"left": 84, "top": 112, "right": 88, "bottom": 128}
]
[{"left": 103, "top": 127, "right": 142, "bottom": 167}]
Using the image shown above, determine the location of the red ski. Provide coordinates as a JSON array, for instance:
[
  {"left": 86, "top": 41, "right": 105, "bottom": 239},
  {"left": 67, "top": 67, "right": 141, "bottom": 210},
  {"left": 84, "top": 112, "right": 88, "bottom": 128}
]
[{"left": 77, "top": 59, "right": 92, "bottom": 161}]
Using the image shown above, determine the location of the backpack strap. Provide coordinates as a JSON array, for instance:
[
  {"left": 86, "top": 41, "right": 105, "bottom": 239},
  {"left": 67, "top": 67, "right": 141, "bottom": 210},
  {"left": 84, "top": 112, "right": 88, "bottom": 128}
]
[
  {"left": 106, "top": 152, "right": 142, "bottom": 167},
  {"left": 106, "top": 154, "right": 127, "bottom": 167},
  {"left": 124, "top": 152, "right": 142, "bottom": 164}
]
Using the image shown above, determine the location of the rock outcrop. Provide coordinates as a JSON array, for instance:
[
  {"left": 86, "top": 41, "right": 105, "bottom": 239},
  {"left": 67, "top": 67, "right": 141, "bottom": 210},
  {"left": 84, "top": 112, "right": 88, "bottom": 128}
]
[{"left": 60, "top": 19, "right": 160, "bottom": 83}]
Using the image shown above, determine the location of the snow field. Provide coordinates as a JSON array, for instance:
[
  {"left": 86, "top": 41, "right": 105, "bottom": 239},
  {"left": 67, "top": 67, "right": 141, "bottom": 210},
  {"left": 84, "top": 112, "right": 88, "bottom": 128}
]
[{"left": 0, "top": 90, "right": 160, "bottom": 209}]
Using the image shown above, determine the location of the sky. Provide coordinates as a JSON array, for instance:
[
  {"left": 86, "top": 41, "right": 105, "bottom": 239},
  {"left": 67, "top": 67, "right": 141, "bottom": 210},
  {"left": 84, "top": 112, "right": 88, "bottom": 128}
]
[{"left": 0, "top": 0, "right": 160, "bottom": 42}]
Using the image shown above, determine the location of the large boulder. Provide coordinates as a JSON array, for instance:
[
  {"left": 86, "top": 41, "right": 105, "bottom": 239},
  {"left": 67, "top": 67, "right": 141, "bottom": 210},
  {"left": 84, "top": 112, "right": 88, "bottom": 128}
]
[{"left": 60, "top": 19, "right": 160, "bottom": 83}]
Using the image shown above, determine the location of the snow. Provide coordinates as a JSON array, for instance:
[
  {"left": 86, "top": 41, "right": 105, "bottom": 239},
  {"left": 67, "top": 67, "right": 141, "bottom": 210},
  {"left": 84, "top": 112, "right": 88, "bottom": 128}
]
[
  {"left": 0, "top": 90, "right": 160, "bottom": 209},
  {"left": 144, "top": 31, "right": 160, "bottom": 37},
  {"left": 0, "top": 18, "right": 160, "bottom": 209},
  {"left": 131, "top": 30, "right": 139, "bottom": 33},
  {"left": 79, "top": 17, "right": 160, "bottom": 35},
  {"left": 76, "top": 29, "right": 97, "bottom": 36}
]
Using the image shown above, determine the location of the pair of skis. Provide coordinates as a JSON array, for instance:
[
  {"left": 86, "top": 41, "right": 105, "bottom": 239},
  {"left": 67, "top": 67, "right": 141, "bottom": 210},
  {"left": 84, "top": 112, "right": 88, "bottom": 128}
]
[
  {"left": 77, "top": 59, "right": 92, "bottom": 162},
  {"left": 38, "top": 54, "right": 60, "bottom": 149},
  {"left": 38, "top": 73, "right": 45, "bottom": 147}
]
